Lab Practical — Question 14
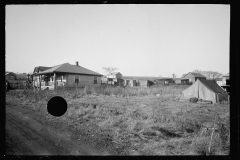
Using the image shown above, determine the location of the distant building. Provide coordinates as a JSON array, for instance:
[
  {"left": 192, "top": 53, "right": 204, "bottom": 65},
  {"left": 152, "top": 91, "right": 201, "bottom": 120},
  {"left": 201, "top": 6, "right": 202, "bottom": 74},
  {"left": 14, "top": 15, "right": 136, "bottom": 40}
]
[
  {"left": 173, "top": 78, "right": 190, "bottom": 85},
  {"left": 122, "top": 76, "right": 157, "bottom": 87},
  {"left": 221, "top": 73, "right": 229, "bottom": 93},
  {"left": 214, "top": 78, "right": 223, "bottom": 86},
  {"left": 107, "top": 72, "right": 123, "bottom": 79},
  {"left": 154, "top": 78, "right": 174, "bottom": 85},
  {"left": 16, "top": 73, "right": 28, "bottom": 81},
  {"left": 181, "top": 72, "right": 206, "bottom": 84},
  {"left": 6, "top": 72, "right": 17, "bottom": 81}
]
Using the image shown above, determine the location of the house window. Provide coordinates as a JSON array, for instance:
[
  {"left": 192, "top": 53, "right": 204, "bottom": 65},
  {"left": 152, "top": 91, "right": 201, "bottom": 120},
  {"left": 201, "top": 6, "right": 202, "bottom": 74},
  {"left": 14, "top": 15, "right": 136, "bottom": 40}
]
[
  {"left": 75, "top": 75, "right": 79, "bottom": 83},
  {"left": 94, "top": 76, "right": 97, "bottom": 84}
]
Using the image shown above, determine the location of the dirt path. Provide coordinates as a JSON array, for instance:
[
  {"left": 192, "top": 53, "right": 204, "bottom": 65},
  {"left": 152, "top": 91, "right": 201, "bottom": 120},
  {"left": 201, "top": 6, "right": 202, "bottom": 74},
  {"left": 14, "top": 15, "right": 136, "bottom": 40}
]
[{"left": 5, "top": 103, "right": 110, "bottom": 155}]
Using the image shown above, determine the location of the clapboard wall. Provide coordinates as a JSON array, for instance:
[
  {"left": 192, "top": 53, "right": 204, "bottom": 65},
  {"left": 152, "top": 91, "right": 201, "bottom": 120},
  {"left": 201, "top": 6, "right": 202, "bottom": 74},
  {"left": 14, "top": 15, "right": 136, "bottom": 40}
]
[{"left": 66, "top": 74, "right": 101, "bottom": 87}]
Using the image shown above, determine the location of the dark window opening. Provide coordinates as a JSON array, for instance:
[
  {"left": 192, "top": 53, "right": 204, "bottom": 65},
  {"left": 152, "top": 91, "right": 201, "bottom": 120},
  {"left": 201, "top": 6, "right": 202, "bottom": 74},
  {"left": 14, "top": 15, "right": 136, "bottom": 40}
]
[
  {"left": 94, "top": 76, "right": 97, "bottom": 84},
  {"left": 75, "top": 75, "right": 79, "bottom": 83}
]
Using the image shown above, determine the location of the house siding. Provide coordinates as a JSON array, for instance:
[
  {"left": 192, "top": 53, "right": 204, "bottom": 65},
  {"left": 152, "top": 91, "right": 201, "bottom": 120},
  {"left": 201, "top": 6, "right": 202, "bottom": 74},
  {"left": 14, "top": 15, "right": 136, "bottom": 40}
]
[{"left": 66, "top": 74, "right": 101, "bottom": 87}]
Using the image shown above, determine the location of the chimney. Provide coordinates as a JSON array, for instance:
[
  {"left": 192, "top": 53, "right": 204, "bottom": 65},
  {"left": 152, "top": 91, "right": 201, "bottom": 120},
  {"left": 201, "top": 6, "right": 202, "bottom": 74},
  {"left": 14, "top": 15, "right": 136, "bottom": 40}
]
[{"left": 76, "top": 61, "right": 79, "bottom": 66}]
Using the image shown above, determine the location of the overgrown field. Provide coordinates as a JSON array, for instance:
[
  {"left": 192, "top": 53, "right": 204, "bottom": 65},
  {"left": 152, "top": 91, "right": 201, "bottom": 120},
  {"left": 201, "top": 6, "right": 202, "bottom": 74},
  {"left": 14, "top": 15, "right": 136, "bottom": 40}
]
[{"left": 6, "top": 85, "right": 230, "bottom": 155}]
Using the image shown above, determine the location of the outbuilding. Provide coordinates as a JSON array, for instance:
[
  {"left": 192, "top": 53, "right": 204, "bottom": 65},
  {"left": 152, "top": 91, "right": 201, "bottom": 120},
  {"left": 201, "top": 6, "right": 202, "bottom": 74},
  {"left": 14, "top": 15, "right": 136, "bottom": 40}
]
[{"left": 181, "top": 72, "right": 206, "bottom": 84}]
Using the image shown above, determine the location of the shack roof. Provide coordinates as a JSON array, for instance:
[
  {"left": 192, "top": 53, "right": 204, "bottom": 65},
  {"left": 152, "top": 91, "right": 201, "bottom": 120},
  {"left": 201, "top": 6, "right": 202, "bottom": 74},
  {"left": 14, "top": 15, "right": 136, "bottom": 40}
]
[{"left": 183, "top": 72, "right": 206, "bottom": 78}]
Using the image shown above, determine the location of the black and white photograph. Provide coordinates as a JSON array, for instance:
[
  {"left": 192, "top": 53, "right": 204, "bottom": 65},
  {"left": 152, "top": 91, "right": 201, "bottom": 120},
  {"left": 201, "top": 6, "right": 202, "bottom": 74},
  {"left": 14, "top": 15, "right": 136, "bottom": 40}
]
[{"left": 5, "top": 4, "right": 230, "bottom": 156}]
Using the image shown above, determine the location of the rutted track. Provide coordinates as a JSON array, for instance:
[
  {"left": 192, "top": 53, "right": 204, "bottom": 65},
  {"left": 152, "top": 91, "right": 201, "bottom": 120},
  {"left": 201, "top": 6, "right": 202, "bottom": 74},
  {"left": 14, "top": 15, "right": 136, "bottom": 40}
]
[{"left": 5, "top": 103, "right": 110, "bottom": 155}]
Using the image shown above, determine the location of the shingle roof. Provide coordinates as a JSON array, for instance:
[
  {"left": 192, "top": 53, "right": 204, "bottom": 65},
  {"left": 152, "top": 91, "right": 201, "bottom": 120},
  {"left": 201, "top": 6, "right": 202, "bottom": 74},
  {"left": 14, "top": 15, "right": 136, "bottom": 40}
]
[{"left": 38, "top": 63, "right": 102, "bottom": 76}]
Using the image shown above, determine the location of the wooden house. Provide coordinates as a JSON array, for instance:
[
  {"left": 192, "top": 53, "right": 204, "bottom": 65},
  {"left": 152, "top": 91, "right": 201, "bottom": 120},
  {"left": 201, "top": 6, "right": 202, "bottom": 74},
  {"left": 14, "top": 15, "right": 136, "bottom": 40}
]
[{"left": 33, "top": 62, "right": 102, "bottom": 90}]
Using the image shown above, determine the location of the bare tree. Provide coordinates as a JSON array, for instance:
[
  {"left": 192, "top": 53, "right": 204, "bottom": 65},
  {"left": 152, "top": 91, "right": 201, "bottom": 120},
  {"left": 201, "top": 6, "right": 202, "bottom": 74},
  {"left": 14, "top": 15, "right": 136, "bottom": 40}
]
[
  {"left": 102, "top": 67, "right": 118, "bottom": 76},
  {"left": 28, "top": 71, "right": 33, "bottom": 74},
  {"left": 193, "top": 69, "right": 222, "bottom": 79},
  {"left": 193, "top": 69, "right": 202, "bottom": 74},
  {"left": 172, "top": 73, "right": 177, "bottom": 79},
  {"left": 204, "top": 71, "right": 222, "bottom": 79}
]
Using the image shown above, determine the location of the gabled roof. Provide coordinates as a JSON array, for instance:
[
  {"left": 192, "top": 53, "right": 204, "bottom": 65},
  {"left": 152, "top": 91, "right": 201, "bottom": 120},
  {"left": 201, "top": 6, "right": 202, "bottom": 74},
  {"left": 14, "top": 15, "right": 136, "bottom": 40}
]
[
  {"left": 34, "top": 66, "right": 52, "bottom": 74},
  {"left": 183, "top": 72, "right": 206, "bottom": 78},
  {"left": 198, "top": 79, "right": 226, "bottom": 93},
  {"left": 38, "top": 63, "right": 102, "bottom": 76}
]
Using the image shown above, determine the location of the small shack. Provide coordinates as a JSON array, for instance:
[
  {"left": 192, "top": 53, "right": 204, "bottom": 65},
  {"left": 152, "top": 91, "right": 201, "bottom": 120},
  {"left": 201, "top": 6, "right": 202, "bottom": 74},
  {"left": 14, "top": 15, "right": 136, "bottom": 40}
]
[
  {"left": 154, "top": 78, "right": 174, "bottom": 85},
  {"left": 122, "top": 76, "right": 157, "bottom": 87}
]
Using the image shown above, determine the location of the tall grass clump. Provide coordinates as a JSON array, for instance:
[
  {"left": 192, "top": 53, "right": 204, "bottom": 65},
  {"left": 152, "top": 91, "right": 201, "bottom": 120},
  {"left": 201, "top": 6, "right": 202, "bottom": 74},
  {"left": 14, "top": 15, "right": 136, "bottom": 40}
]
[
  {"left": 95, "top": 84, "right": 189, "bottom": 97},
  {"left": 189, "top": 115, "right": 230, "bottom": 155}
]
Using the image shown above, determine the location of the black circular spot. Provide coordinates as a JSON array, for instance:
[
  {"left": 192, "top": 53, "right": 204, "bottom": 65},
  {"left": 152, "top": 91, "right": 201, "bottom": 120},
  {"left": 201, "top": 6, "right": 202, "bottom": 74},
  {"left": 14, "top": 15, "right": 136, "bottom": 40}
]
[{"left": 47, "top": 96, "right": 67, "bottom": 117}]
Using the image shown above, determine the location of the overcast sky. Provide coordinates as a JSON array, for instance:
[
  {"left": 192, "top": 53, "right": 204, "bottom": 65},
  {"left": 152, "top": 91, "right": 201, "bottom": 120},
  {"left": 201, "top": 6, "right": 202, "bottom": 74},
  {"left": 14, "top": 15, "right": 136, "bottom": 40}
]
[{"left": 6, "top": 4, "right": 229, "bottom": 77}]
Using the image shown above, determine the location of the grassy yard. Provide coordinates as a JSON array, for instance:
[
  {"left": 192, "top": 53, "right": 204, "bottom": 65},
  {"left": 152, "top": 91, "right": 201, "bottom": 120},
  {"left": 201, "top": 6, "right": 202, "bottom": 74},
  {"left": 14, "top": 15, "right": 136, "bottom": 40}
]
[{"left": 6, "top": 85, "right": 230, "bottom": 155}]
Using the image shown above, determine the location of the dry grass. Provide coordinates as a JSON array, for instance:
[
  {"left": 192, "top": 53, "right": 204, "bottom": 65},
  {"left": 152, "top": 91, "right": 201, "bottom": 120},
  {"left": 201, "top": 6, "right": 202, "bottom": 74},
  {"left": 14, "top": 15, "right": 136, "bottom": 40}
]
[{"left": 6, "top": 85, "right": 230, "bottom": 155}]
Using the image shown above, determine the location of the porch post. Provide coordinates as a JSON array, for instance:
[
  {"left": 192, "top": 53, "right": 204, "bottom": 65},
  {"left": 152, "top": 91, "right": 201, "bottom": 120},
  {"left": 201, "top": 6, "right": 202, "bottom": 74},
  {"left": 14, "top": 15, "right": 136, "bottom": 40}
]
[
  {"left": 33, "top": 76, "right": 35, "bottom": 91},
  {"left": 39, "top": 75, "right": 41, "bottom": 90},
  {"left": 66, "top": 74, "right": 68, "bottom": 88},
  {"left": 54, "top": 73, "right": 56, "bottom": 90}
]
